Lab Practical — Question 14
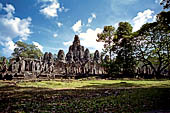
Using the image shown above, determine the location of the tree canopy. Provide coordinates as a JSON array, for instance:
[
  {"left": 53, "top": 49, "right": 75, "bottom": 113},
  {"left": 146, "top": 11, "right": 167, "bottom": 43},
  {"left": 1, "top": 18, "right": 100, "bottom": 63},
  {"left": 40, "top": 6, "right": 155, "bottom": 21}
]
[
  {"left": 115, "top": 22, "right": 136, "bottom": 76},
  {"left": 97, "top": 10, "right": 170, "bottom": 78},
  {"left": 97, "top": 26, "right": 116, "bottom": 61},
  {"left": 12, "top": 41, "right": 43, "bottom": 59},
  {"left": 133, "top": 11, "right": 170, "bottom": 77},
  {"left": 97, "top": 22, "right": 136, "bottom": 76}
]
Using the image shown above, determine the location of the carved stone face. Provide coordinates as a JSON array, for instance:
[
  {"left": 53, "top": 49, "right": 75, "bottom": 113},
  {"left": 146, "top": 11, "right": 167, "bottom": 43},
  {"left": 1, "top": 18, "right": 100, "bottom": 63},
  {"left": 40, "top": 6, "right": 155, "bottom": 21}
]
[
  {"left": 49, "top": 52, "right": 53, "bottom": 60},
  {"left": 77, "top": 45, "right": 81, "bottom": 51},
  {"left": 94, "top": 50, "right": 100, "bottom": 60},
  {"left": 66, "top": 51, "right": 73, "bottom": 62},
  {"left": 84, "top": 48, "right": 90, "bottom": 60},
  {"left": 58, "top": 50, "right": 65, "bottom": 61},
  {"left": 73, "top": 35, "right": 80, "bottom": 46},
  {"left": 44, "top": 52, "right": 49, "bottom": 60},
  {"left": 69, "top": 45, "right": 73, "bottom": 52}
]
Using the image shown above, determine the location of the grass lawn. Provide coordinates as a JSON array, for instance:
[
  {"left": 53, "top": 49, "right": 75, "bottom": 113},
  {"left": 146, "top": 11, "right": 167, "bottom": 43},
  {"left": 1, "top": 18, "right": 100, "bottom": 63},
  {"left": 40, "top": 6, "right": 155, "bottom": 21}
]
[
  {"left": 13, "top": 79, "right": 170, "bottom": 89},
  {"left": 0, "top": 79, "right": 170, "bottom": 112}
]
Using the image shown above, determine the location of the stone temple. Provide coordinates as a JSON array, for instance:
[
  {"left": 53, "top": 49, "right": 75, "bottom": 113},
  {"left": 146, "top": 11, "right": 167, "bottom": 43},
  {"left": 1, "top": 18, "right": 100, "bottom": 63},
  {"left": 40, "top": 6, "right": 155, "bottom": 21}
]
[{"left": 0, "top": 35, "right": 107, "bottom": 80}]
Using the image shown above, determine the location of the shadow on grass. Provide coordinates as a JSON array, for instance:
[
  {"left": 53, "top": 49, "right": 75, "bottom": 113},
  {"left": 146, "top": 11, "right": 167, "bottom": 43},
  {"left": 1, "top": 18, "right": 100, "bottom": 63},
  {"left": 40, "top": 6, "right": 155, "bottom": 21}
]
[
  {"left": 0, "top": 85, "right": 50, "bottom": 92},
  {"left": 77, "top": 82, "right": 143, "bottom": 89},
  {"left": 0, "top": 84, "right": 170, "bottom": 113}
]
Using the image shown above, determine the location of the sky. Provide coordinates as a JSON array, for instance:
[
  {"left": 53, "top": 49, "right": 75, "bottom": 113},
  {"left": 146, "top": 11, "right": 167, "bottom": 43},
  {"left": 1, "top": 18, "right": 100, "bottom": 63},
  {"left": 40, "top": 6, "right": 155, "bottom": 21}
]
[{"left": 0, "top": 0, "right": 163, "bottom": 57}]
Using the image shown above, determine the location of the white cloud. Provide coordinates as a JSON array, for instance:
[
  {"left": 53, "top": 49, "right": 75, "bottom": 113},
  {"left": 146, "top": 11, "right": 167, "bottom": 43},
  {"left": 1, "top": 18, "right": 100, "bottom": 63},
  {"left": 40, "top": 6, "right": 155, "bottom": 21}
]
[
  {"left": 53, "top": 33, "right": 58, "bottom": 38},
  {"left": 58, "top": 6, "right": 69, "bottom": 12},
  {"left": 3, "top": 4, "right": 15, "bottom": 13},
  {"left": 0, "top": 4, "right": 32, "bottom": 57},
  {"left": 63, "top": 41, "right": 72, "bottom": 46},
  {"left": 152, "top": 14, "right": 157, "bottom": 22},
  {"left": 87, "top": 13, "right": 96, "bottom": 26},
  {"left": 33, "top": 41, "right": 43, "bottom": 52},
  {"left": 79, "top": 28, "right": 104, "bottom": 52},
  {"left": 64, "top": 28, "right": 104, "bottom": 53},
  {"left": 39, "top": 0, "right": 68, "bottom": 18},
  {"left": 1, "top": 38, "right": 17, "bottom": 57},
  {"left": 72, "top": 20, "right": 82, "bottom": 33},
  {"left": 132, "top": 9, "right": 154, "bottom": 32},
  {"left": 0, "top": 16, "right": 32, "bottom": 41},
  {"left": 3, "top": 4, "right": 15, "bottom": 18},
  {"left": 57, "top": 22, "right": 63, "bottom": 27},
  {"left": 40, "top": 1, "right": 60, "bottom": 18},
  {"left": 91, "top": 13, "right": 96, "bottom": 18}
]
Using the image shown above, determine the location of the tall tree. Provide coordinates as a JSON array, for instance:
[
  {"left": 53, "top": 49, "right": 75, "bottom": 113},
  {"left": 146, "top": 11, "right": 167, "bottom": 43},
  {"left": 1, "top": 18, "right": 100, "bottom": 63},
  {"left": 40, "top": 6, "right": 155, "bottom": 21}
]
[
  {"left": 97, "top": 26, "right": 115, "bottom": 61},
  {"left": 134, "top": 11, "right": 170, "bottom": 77},
  {"left": 115, "top": 22, "right": 136, "bottom": 76},
  {"left": 12, "top": 41, "right": 43, "bottom": 59},
  {"left": 97, "top": 23, "right": 136, "bottom": 76}
]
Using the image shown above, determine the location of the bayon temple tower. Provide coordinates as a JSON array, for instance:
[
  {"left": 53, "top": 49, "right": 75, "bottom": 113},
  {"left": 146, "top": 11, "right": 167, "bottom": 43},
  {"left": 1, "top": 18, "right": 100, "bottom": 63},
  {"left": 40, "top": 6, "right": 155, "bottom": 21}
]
[{"left": 0, "top": 35, "right": 106, "bottom": 80}]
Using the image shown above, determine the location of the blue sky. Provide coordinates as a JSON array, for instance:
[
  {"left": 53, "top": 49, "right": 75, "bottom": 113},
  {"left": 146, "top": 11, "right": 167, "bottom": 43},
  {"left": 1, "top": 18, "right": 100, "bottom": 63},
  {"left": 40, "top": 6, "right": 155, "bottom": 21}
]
[{"left": 0, "top": 0, "right": 163, "bottom": 57}]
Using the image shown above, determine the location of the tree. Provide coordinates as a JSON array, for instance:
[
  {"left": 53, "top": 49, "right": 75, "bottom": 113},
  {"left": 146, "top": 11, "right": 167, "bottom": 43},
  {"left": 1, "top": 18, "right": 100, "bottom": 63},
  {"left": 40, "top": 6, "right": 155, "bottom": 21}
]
[
  {"left": 97, "top": 26, "right": 115, "bottom": 61},
  {"left": 97, "top": 23, "right": 136, "bottom": 76},
  {"left": 157, "top": 11, "right": 170, "bottom": 29},
  {"left": 12, "top": 41, "right": 43, "bottom": 59},
  {"left": 115, "top": 22, "right": 136, "bottom": 76},
  {"left": 134, "top": 11, "right": 170, "bottom": 78},
  {"left": 160, "top": 0, "right": 170, "bottom": 9}
]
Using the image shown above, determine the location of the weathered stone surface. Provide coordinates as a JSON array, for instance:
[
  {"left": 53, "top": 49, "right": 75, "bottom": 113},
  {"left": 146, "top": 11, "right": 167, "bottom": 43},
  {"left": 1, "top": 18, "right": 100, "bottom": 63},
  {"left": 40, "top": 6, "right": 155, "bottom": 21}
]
[
  {"left": 58, "top": 50, "right": 65, "bottom": 62},
  {"left": 94, "top": 50, "right": 100, "bottom": 62},
  {"left": 0, "top": 35, "right": 106, "bottom": 80},
  {"left": 44, "top": 52, "right": 49, "bottom": 61},
  {"left": 66, "top": 51, "right": 73, "bottom": 63},
  {"left": 84, "top": 48, "right": 90, "bottom": 61},
  {"left": 31, "top": 61, "right": 36, "bottom": 72},
  {"left": 49, "top": 52, "right": 54, "bottom": 63},
  {"left": 68, "top": 35, "right": 85, "bottom": 62},
  {"left": 25, "top": 60, "right": 30, "bottom": 71},
  {"left": 73, "top": 35, "right": 80, "bottom": 46},
  {"left": 20, "top": 59, "right": 25, "bottom": 72}
]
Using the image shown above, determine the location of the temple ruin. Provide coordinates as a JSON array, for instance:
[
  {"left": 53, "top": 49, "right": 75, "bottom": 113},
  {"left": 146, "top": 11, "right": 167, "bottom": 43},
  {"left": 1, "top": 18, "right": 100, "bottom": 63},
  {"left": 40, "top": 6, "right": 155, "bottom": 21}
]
[{"left": 0, "top": 35, "right": 107, "bottom": 80}]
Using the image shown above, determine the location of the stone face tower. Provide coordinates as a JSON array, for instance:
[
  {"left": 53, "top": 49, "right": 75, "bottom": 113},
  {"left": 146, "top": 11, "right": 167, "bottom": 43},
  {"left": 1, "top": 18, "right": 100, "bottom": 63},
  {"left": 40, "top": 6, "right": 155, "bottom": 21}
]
[
  {"left": 0, "top": 34, "right": 106, "bottom": 80},
  {"left": 66, "top": 35, "right": 85, "bottom": 62},
  {"left": 58, "top": 50, "right": 65, "bottom": 62},
  {"left": 73, "top": 35, "right": 80, "bottom": 45}
]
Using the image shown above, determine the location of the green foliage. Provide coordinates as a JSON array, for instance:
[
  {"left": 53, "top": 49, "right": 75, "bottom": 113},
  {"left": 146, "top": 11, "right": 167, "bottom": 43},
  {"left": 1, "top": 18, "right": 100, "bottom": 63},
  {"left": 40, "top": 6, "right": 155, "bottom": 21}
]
[
  {"left": 115, "top": 22, "right": 136, "bottom": 76},
  {"left": 116, "top": 22, "right": 133, "bottom": 38},
  {"left": 101, "top": 22, "right": 135, "bottom": 76},
  {"left": 157, "top": 11, "right": 170, "bottom": 30},
  {"left": 97, "top": 22, "right": 136, "bottom": 77},
  {"left": 97, "top": 25, "right": 116, "bottom": 61},
  {"left": 97, "top": 11, "right": 170, "bottom": 78},
  {"left": 134, "top": 11, "right": 170, "bottom": 77},
  {"left": 12, "top": 41, "right": 43, "bottom": 59}
]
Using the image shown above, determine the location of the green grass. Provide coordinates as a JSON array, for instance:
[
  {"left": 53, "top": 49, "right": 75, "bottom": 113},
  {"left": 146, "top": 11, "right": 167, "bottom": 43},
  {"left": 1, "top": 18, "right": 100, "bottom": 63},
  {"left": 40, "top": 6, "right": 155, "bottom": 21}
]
[
  {"left": 0, "top": 79, "right": 170, "bottom": 112},
  {"left": 15, "top": 79, "right": 170, "bottom": 89}
]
